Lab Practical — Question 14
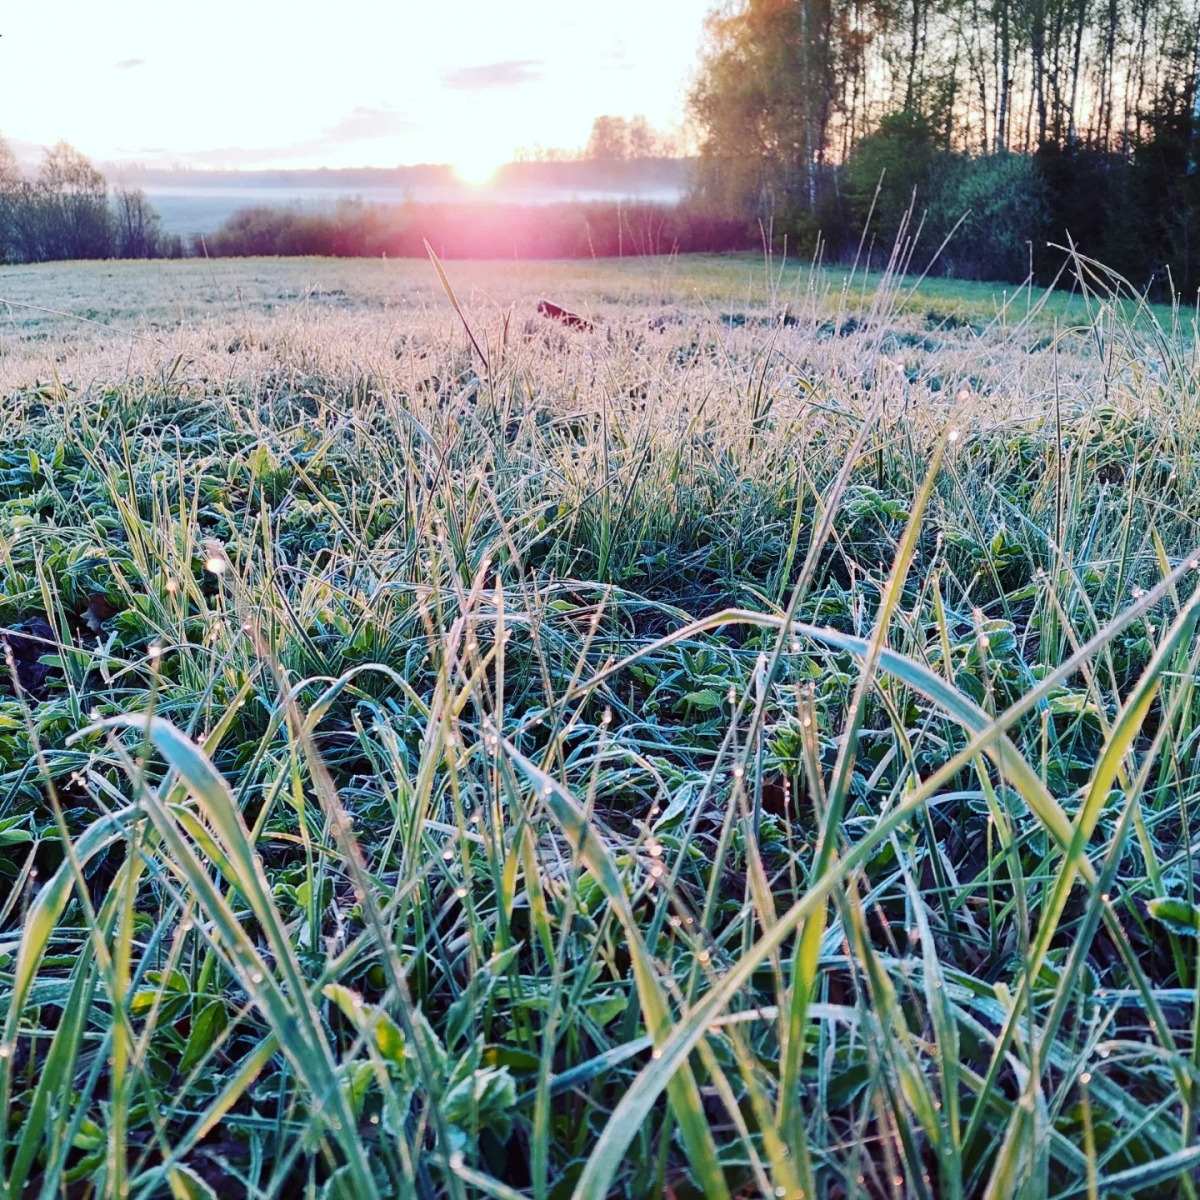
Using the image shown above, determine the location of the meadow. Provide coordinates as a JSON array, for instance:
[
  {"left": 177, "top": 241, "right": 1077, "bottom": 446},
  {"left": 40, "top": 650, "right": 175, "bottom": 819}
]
[{"left": 1, "top": 250, "right": 1200, "bottom": 1199}]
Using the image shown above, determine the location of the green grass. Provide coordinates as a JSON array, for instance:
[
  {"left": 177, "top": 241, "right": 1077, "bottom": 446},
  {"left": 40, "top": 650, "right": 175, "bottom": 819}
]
[
  {"left": 1, "top": 251, "right": 1183, "bottom": 344},
  {"left": 2, "top": 252, "right": 1200, "bottom": 1198}
]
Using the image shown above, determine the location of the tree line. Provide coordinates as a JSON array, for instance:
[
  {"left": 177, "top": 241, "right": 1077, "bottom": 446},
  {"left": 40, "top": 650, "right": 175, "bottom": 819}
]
[
  {"left": 0, "top": 139, "right": 181, "bottom": 263},
  {"left": 514, "top": 115, "right": 683, "bottom": 163},
  {"left": 198, "top": 199, "right": 748, "bottom": 260},
  {"left": 688, "top": 0, "right": 1200, "bottom": 290}
]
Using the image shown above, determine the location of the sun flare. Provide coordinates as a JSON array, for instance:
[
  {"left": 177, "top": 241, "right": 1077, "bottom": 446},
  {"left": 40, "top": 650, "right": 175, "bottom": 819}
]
[{"left": 453, "top": 154, "right": 501, "bottom": 188}]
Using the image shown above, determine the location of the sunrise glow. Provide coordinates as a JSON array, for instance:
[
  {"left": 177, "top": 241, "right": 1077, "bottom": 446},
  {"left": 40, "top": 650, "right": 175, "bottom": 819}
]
[
  {"left": 0, "top": 0, "right": 709, "bottom": 171},
  {"left": 453, "top": 154, "right": 501, "bottom": 188}
]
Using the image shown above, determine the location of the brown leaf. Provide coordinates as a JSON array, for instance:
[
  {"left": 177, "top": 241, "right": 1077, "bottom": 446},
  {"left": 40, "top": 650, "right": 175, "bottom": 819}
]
[
  {"left": 82, "top": 592, "right": 118, "bottom": 634},
  {"left": 537, "top": 299, "right": 594, "bottom": 331}
]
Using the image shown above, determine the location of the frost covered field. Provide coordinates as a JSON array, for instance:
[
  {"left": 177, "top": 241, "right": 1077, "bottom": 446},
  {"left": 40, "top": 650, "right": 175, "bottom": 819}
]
[{"left": 2, "top": 253, "right": 1199, "bottom": 1199}]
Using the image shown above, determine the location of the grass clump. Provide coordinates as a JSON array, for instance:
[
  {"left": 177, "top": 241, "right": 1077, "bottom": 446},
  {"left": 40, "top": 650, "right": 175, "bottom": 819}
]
[{"left": 2, "top": 255, "right": 1200, "bottom": 1198}]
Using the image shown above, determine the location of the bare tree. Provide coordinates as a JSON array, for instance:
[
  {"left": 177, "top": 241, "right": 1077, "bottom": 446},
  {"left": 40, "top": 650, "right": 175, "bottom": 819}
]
[
  {"left": 113, "top": 186, "right": 162, "bottom": 258},
  {"left": 28, "top": 142, "right": 113, "bottom": 260}
]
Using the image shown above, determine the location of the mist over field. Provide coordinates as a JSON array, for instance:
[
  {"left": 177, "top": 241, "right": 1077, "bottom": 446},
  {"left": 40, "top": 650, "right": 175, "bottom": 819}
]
[
  {"left": 139, "top": 181, "right": 686, "bottom": 236},
  {"left": 110, "top": 162, "right": 691, "bottom": 236}
]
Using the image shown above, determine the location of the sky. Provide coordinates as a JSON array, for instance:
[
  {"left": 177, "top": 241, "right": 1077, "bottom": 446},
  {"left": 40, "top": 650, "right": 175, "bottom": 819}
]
[{"left": 2, "top": 0, "right": 714, "bottom": 173}]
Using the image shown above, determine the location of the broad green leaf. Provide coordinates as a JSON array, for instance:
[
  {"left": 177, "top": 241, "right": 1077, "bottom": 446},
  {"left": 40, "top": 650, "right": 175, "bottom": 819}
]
[{"left": 1147, "top": 897, "right": 1200, "bottom": 938}]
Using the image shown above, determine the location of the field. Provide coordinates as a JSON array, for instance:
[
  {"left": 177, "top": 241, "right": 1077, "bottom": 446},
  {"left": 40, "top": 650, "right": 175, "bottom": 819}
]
[{"left": 2, "top": 251, "right": 1200, "bottom": 1199}]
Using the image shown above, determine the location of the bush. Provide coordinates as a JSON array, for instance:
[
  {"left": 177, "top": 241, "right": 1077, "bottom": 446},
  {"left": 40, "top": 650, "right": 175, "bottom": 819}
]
[
  {"left": 932, "top": 153, "right": 1049, "bottom": 281},
  {"left": 842, "top": 114, "right": 1049, "bottom": 282},
  {"left": 844, "top": 112, "right": 940, "bottom": 244}
]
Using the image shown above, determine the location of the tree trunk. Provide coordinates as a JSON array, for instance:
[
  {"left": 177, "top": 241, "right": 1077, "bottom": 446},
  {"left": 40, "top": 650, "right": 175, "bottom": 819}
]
[
  {"left": 1101, "top": 0, "right": 1118, "bottom": 147},
  {"left": 1032, "top": 0, "right": 1048, "bottom": 146},
  {"left": 1067, "top": 0, "right": 1088, "bottom": 146},
  {"left": 997, "top": 1, "right": 1011, "bottom": 151},
  {"left": 1047, "top": 0, "right": 1066, "bottom": 143},
  {"left": 906, "top": 0, "right": 922, "bottom": 112},
  {"left": 800, "top": 0, "right": 816, "bottom": 211}
]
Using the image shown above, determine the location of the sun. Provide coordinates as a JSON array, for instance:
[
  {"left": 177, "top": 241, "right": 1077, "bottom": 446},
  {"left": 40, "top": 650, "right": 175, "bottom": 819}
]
[{"left": 453, "top": 153, "right": 500, "bottom": 188}]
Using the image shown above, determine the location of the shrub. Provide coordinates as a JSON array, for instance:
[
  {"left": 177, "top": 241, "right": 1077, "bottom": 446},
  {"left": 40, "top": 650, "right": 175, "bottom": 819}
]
[
  {"left": 931, "top": 153, "right": 1049, "bottom": 281},
  {"left": 843, "top": 111, "right": 940, "bottom": 244}
]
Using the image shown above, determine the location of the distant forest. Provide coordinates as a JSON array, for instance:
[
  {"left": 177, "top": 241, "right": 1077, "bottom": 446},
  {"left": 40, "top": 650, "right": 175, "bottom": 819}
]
[
  {"left": 688, "top": 0, "right": 1200, "bottom": 289},
  {"left": 8, "top": 0, "right": 1200, "bottom": 290}
]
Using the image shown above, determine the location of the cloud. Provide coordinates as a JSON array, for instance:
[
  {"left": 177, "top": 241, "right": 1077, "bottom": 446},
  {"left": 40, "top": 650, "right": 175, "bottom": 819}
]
[
  {"left": 601, "top": 40, "right": 636, "bottom": 74},
  {"left": 115, "top": 59, "right": 146, "bottom": 70},
  {"left": 440, "top": 60, "right": 545, "bottom": 90},
  {"left": 322, "top": 107, "right": 412, "bottom": 141},
  {"left": 162, "top": 106, "right": 416, "bottom": 168}
]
